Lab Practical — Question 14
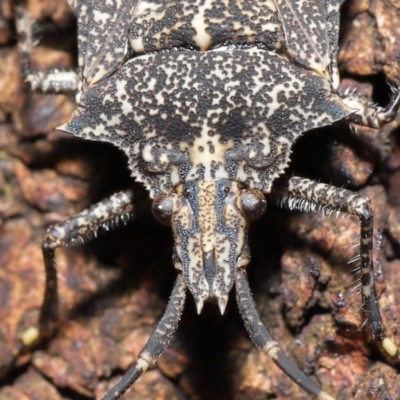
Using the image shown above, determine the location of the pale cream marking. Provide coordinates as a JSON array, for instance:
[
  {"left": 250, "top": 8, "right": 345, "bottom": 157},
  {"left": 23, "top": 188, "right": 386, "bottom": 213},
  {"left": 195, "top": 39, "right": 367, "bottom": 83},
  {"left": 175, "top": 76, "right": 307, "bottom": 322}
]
[
  {"left": 134, "top": 113, "right": 145, "bottom": 124},
  {"left": 266, "top": 345, "right": 279, "bottom": 360},
  {"left": 382, "top": 337, "right": 398, "bottom": 357},
  {"left": 213, "top": 168, "right": 231, "bottom": 180},
  {"left": 261, "top": 340, "right": 279, "bottom": 358},
  {"left": 137, "top": 352, "right": 153, "bottom": 369},
  {"left": 187, "top": 234, "right": 209, "bottom": 313},
  {"left": 341, "top": 96, "right": 364, "bottom": 113},
  {"left": 178, "top": 116, "right": 233, "bottom": 180},
  {"left": 133, "top": 1, "right": 158, "bottom": 18},
  {"left": 159, "top": 152, "right": 169, "bottom": 165},
  {"left": 169, "top": 165, "right": 180, "bottom": 188},
  {"left": 113, "top": 128, "right": 129, "bottom": 137},
  {"left": 100, "top": 114, "right": 121, "bottom": 135},
  {"left": 361, "top": 268, "right": 370, "bottom": 275},
  {"left": 93, "top": 10, "right": 109, "bottom": 25},
  {"left": 142, "top": 143, "right": 156, "bottom": 163},
  {"left": 155, "top": 90, "right": 165, "bottom": 106},
  {"left": 235, "top": 161, "right": 250, "bottom": 186},
  {"left": 148, "top": 107, "right": 160, "bottom": 117},
  {"left": 103, "top": 93, "right": 113, "bottom": 103},
  {"left": 146, "top": 77, "right": 157, "bottom": 91},
  {"left": 362, "top": 284, "right": 371, "bottom": 297},
  {"left": 174, "top": 199, "right": 192, "bottom": 231},
  {"left": 217, "top": 295, "right": 228, "bottom": 315},
  {"left": 89, "top": 65, "right": 111, "bottom": 87},
  {"left": 116, "top": 79, "right": 134, "bottom": 114},
  {"left": 129, "top": 37, "right": 145, "bottom": 54},
  {"left": 317, "top": 392, "right": 336, "bottom": 400},
  {"left": 21, "top": 326, "right": 40, "bottom": 347},
  {"left": 104, "top": 51, "right": 116, "bottom": 66},
  {"left": 191, "top": 0, "right": 213, "bottom": 51},
  {"left": 276, "top": 0, "right": 331, "bottom": 74},
  {"left": 277, "top": 135, "right": 291, "bottom": 148}
]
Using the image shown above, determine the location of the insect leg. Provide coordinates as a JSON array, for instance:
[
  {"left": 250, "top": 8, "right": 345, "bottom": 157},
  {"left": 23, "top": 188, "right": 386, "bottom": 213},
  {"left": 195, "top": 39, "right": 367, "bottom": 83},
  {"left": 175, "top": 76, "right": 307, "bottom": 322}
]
[
  {"left": 236, "top": 268, "right": 336, "bottom": 400},
  {"left": 341, "top": 89, "right": 400, "bottom": 128},
  {"left": 101, "top": 274, "right": 186, "bottom": 400},
  {"left": 15, "top": 7, "right": 78, "bottom": 94},
  {"left": 40, "top": 189, "right": 135, "bottom": 341},
  {"left": 279, "top": 176, "right": 399, "bottom": 363}
]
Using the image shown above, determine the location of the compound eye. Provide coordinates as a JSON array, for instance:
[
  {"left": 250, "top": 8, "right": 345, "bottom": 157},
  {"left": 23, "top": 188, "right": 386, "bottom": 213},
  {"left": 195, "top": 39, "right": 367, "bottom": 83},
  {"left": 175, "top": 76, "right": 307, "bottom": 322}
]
[
  {"left": 152, "top": 194, "right": 174, "bottom": 226},
  {"left": 239, "top": 190, "right": 266, "bottom": 222}
]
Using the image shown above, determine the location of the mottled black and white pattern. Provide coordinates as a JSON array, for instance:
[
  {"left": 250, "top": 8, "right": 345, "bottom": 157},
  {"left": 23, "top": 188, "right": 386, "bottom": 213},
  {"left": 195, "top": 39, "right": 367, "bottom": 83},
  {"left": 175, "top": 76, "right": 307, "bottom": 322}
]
[
  {"left": 63, "top": 49, "right": 351, "bottom": 197},
  {"left": 62, "top": 0, "right": 394, "bottom": 200},
  {"left": 275, "top": 0, "right": 342, "bottom": 87},
  {"left": 129, "top": 0, "right": 285, "bottom": 53},
  {"left": 70, "top": 0, "right": 137, "bottom": 100}
]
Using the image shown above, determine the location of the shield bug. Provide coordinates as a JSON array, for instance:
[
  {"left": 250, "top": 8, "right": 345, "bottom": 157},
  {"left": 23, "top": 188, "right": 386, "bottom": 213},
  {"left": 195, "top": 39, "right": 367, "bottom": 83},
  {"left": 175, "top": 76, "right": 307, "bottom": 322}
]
[{"left": 14, "top": 0, "right": 400, "bottom": 399}]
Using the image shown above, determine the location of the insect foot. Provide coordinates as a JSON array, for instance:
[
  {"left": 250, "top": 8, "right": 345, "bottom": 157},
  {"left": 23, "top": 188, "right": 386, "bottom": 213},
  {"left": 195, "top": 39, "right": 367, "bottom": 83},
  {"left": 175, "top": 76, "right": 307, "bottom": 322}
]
[{"left": 8, "top": 0, "right": 400, "bottom": 399}]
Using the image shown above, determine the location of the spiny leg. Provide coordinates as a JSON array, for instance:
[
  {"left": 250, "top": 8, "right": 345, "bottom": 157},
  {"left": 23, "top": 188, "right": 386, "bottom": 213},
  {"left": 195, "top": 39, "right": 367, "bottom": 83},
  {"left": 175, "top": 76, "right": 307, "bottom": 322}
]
[
  {"left": 279, "top": 176, "right": 399, "bottom": 363},
  {"left": 101, "top": 274, "right": 186, "bottom": 400},
  {"left": 39, "top": 189, "right": 135, "bottom": 341},
  {"left": 341, "top": 88, "right": 400, "bottom": 128},
  {"left": 15, "top": 7, "right": 78, "bottom": 94},
  {"left": 236, "top": 268, "right": 335, "bottom": 400}
]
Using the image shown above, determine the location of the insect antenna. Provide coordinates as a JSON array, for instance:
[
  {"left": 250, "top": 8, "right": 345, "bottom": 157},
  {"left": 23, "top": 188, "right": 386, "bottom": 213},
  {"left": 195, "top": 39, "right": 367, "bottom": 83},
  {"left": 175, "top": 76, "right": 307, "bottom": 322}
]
[
  {"left": 101, "top": 275, "right": 186, "bottom": 400},
  {"left": 236, "top": 269, "right": 335, "bottom": 400}
]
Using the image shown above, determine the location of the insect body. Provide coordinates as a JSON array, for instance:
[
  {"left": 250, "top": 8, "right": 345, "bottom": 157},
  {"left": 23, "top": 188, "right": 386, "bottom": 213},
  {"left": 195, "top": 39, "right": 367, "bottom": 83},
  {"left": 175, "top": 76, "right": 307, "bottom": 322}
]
[{"left": 16, "top": 0, "right": 400, "bottom": 399}]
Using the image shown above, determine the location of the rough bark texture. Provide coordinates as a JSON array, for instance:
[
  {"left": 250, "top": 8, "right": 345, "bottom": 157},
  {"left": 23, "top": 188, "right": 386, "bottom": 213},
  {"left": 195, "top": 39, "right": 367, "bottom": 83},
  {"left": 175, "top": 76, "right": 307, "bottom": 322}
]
[{"left": 0, "top": 0, "right": 400, "bottom": 399}]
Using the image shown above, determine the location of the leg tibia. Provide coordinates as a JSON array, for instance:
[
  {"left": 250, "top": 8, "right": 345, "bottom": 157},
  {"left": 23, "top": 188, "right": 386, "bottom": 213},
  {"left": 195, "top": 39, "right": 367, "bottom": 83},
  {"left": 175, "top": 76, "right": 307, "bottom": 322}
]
[
  {"left": 40, "top": 189, "right": 135, "bottom": 339},
  {"left": 280, "top": 176, "right": 399, "bottom": 363},
  {"left": 43, "top": 190, "right": 135, "bottom": 250}
]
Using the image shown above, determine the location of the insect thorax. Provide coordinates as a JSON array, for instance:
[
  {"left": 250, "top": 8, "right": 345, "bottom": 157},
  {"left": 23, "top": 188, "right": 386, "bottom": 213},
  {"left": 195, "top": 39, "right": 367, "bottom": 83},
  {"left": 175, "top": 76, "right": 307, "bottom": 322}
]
[
  {"left": 66, "top": 54, "right": 345, "bottom": 198},
  {"left": 64, "top": 0, "right": 350, "bottom": 198}
]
